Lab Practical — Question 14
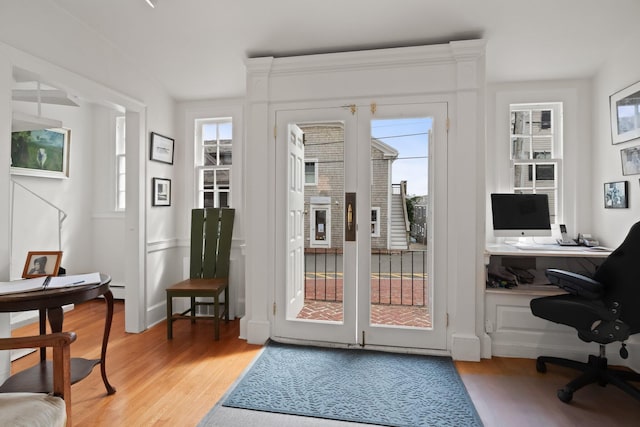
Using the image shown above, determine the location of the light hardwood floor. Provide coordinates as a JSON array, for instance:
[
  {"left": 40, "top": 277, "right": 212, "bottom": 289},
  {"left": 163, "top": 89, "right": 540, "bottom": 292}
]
[{"left": 9, "top": 299, "right": 640, "bottom": 426}]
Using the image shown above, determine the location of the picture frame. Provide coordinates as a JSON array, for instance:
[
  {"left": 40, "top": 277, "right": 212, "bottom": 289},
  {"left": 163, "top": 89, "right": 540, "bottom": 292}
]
[
  {"left": 610, "top": 80, "right": 640, "bottom": 144},
  {"left": 604, "top": 181, "right": 628, "bottom": 209},
  {"left": 10, "top": 128, "right": 71, "bottom": 178},
  {"left": 152, "top": 177, "right": 171, "bottom": 206},
  {"left": 621, "top": 145, "right": 640, "bottom": 176},
  {"left": 150, "top": 132, "right": 174, "bottom": 164},
  {"left": 22, "top": 251, "right": 63, "bottom": 278}
]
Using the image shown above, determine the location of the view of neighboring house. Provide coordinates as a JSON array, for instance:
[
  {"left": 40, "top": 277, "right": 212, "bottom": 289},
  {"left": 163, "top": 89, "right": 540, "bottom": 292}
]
[{"left": 300, "top": 123, "right": 410, "bottom": 252}]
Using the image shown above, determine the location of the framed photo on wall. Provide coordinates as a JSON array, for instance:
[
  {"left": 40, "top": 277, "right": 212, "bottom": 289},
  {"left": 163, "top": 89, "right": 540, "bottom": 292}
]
[
  {"left": 150, "top": 132, "right": 174, "bottom": 164},
  {"left": 604, "top": 181, "right": 628, "bottom": 209},
  {"left": 621, "top": 145, "right": 640, "bottom": 175},
  {"left": 22, "top": 251, "right": 63, "bottom": 278},
  {"left": 11, "top": 128, "right": 71, "bottom": 178},
  {"left": 152, "top": 177, "right": 171, "bottom": 206},
  {"left": 610, "top": 80, "right": 640, "bottom": 144}
]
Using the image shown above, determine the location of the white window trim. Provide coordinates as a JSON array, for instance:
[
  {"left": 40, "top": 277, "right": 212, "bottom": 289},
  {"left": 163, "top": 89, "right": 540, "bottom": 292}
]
[
  {"left": 304, "top": 159, "right": 318, "bottom": 186},
  {"left": 509, "top": 102, "right": 563, "bottom": 224},
  {"left": 371, "top": 207, "right": 381, "bottom": 237}
]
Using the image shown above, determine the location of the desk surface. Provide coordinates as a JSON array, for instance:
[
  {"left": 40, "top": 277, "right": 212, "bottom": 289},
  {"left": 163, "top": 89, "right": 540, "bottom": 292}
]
[
  {"left": 486, "top": 243, "right": 612, "bottom": 258},
  {"left": 0, "top": 273, "right": 111, "bottom": 312}
]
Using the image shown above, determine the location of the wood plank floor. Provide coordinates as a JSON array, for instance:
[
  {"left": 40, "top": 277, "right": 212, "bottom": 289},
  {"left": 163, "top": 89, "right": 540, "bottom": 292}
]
[{"left": 8, "top": 299, "right": 640, "bottom": 426}]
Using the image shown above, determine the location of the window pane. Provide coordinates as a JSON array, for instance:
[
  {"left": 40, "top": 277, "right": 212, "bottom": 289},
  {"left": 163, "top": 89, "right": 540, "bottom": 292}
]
[
  {"left": 219, "top": 192, "right": 229, "bottom": 208},
  {"left": 532, "top": 136, "right": 552, "bottom": 158},
  {"left": 204, "top": 192, "right": 214, "bottom": 208},
  {"left": 218, "top": 121, "right": 232, "bottom": 140},
  {"left": 216, "top": 169, "right": 230, "bottom": 186},
  {"left": 511, "top": 111, "right": 530, "bottom": 134},
  {"left": 219, "top": 145, "right": 232, "bottom": 165},
  {"left": 203, "top": 170, "right": 215, "bottom": 189},
  {"left": 511, "top": 137, "right": 530, "bottom": 159},
  {"left": 204, "top": 146, "right": 217, "bottom": 166},
  {"left": 532, "top": 110, "right": 552, "bottom": 135},
  {"left": 514, "top": 163, "right": 531, "bottom": 188},
  {"left": 304, "top": 162, "right": 315, "bottom": 184}
]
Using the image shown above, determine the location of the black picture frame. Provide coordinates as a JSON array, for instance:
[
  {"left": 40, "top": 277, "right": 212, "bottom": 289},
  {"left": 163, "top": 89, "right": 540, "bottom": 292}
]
[
  {"left": 152, "top": 177, "right": 171, "bottom": 206},
  {"left": 610, "top": 80, "right": 640, "bottom": 144},
  {"left": 604, "top": 181, "right": 628, "bottom": 209},
  {"left": 150, "top": 132, "right": 174, "bottom": 164}
]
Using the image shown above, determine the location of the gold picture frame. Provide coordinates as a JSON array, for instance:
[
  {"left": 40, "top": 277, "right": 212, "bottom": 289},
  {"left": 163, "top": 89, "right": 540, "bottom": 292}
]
[{"left": 22, "top": 251, "right": 63, "bottom": 278}]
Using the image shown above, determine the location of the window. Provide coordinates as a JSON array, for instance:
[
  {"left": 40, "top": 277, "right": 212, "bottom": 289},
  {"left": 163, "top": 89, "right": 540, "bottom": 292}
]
[
  {"left": 196, "top": 118, "right": 232, "bottom": 208},
  {"left": 371, "top": 207, "right": 380, "bottom": 237},
  {"left": 115, "top": 116, "right": 126, "bottom": 211},
  {"left": 510, "top": 103, "right": 562, "bottom": 224},
  {"left": 304, "top": 160, "right": 318, "bottom": 185}
]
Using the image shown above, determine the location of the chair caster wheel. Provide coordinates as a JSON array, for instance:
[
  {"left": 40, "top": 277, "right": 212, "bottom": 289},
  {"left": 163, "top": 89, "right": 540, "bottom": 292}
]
[
  {"left": 557, "top": 387, "right": 573, "bottom": 403},
  {"left": 536, "top": 359, "right": 547, "bottom": 373}
]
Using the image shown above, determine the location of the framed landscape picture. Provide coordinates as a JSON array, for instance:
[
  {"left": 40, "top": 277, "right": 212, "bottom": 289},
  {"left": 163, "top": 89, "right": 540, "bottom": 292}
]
[{"left": 11, "top": 128, "right": 70, "bottom": 178}]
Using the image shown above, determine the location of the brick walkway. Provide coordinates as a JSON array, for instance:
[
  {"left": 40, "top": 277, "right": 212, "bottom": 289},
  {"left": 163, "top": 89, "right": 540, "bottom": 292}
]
[{"left": 297, "top": 300, "right": 432, "bottom": 328}]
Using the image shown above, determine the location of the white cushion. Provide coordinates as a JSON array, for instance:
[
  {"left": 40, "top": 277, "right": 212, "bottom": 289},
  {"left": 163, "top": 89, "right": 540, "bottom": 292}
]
[{"left": 0, "top": 392, "right": 66, "bottom": 427}]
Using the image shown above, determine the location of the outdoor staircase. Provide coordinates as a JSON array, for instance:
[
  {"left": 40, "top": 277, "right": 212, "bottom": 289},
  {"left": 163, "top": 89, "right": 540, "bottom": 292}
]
[{"left": 390, "top": 193, "right": 408, "bottom": 250}]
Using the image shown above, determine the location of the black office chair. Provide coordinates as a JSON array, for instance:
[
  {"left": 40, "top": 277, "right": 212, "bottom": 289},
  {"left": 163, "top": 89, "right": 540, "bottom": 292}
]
[{"left": 530, "top": 221, "right": 640, "bottom": 403}]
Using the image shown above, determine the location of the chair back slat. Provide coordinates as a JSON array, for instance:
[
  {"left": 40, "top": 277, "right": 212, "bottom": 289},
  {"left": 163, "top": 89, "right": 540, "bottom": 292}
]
[{"left": 190, "top": 208, "right": 235, "bottom": 279}]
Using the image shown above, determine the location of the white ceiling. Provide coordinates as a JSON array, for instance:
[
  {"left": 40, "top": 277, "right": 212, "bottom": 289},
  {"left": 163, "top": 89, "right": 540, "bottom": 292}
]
[{"left": 50, "top": 0, "right": 639, "bottom": 101}]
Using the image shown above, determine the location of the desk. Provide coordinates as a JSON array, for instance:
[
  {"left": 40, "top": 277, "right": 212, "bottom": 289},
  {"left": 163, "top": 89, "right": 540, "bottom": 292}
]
[
  {"left": 483, "top": 245, "right": 611, "bottom": 358},
  {"left": 0, "top": 273, "right": 115, "bottom": 395}
]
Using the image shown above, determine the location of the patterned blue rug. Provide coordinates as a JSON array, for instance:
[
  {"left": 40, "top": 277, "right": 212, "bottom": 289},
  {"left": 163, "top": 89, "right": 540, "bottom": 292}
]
[{"left": 221, "top": 341, "right": 483, "bottom": 427}]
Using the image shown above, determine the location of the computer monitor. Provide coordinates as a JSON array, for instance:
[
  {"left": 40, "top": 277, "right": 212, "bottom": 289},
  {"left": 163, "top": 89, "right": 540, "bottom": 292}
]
[{"left": 491, "top": 193, "right": 551, "bottom": 237}]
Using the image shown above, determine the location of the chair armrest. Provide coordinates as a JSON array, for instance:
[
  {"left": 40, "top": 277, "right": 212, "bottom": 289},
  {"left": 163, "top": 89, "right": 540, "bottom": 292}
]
[
  {"left": 0, "top": 332, "right": 76, "bottom": 426},
  {"left": 0, "top": 332, "right": 76, "bottom": 351},
  {"left": 545, "top": 269, "right": 603, "bottom": 300}
]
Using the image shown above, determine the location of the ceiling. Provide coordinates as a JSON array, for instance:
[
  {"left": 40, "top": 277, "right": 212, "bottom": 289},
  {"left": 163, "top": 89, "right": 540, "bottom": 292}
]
[{"left": 49, "top": 0, "right": 639, "bottom": 101}]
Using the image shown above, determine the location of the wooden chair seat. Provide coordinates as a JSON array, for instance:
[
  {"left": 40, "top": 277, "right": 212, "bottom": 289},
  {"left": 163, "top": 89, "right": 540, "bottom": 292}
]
[
  {"left": 166, "top": 278, "right": 229, "bottom": 340},
  {"left": 166, "top": 208, "right": 234, "bottom": 341}
]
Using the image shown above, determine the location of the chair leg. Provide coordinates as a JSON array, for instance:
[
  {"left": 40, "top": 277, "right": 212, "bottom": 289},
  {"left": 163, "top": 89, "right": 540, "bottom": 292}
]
[
  {"left": 167, "top": 293, "right": 173, "bottom": 339},
  {"left": 190, "top": 297, "right": 196, "bottom": 324},
  {"left": 224, "top": 285, "right": 230, "bottom": 322},
  {"left": 214, "top": 294, "right": 220, "bottom": 341}
]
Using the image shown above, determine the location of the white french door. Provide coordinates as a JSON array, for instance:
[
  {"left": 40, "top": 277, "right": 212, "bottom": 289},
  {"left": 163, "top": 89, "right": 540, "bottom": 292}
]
[{"left": 274, "top": 101, "right": 448, "bottom": 351}]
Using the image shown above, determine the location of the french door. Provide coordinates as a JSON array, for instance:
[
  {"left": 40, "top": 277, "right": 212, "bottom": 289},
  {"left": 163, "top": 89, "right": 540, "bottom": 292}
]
[{"left": 274, "top": 101, "right": 448, "bottom": 351}]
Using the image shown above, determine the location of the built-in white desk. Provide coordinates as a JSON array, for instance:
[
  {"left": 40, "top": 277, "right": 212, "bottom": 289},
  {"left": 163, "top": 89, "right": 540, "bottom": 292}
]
[{"left": 482, "top": 243, "right": 612, "bottom": 359}]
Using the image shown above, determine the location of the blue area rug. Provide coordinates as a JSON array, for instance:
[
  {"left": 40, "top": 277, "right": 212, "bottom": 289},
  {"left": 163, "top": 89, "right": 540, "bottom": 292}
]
[{"left": 221, "top": 341, "right": 483, "bottom": 427}]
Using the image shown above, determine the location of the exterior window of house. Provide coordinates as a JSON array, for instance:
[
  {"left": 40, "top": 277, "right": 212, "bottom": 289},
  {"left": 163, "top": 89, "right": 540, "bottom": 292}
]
[
  {"left": 115, "top": 116, "right": 126, "bottom": 211},
  {"left": 196, "top": 118, "right": 232, "bottom": 208},
  {"left": 510, "top": 103, "right": 563, "bottom": 224},
  {"left": 305, "top": 160, "right": 317, "bottom": 185},
  {"left": 371, "top": 207, "right": 380, "bottom": 237}
]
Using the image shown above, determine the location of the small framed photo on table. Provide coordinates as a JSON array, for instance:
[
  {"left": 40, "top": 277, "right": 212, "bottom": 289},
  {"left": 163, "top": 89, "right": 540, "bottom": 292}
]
[
  {"left": 22, "top": 251, "right": 63, "bottom": 278},
  {"left": 604, "top": 181, "right": 628, "bottom": 209},
  {"left": 152, "top": 177, "right": 171, "bottom": 206}
]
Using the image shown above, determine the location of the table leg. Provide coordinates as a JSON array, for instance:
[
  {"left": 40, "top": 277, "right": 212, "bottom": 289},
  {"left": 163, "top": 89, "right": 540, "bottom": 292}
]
[
  {"left": 101, "top": 290, "right": 116, "bottom": 395},
  {"left": 39, "top": 308, "right": 47, "bottom": 361}
]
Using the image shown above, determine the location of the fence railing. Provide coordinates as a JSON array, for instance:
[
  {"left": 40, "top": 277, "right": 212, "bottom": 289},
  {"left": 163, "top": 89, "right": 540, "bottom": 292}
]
[{"left": 304, "top": 248, "right": 427, "bottom": 307}]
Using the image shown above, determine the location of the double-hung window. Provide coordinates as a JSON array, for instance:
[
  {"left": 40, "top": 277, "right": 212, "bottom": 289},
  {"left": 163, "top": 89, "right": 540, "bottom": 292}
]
[
  {"left": 510, "top": 103, "right": 563, "bottom": 224},
  {"left": 115, "top": 115, "right": 126, "bottom": 211},
  {"left": 196, "top": 118, "right": 232, "bottom": 208}
]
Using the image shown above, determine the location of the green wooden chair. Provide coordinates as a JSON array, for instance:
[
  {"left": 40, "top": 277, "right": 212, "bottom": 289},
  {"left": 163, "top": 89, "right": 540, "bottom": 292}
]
[{"left": 166, "top": 208, "right": 235, "bottom": 340}]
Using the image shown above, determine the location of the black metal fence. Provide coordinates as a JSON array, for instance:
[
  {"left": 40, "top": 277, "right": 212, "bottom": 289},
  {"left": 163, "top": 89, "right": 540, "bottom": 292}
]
[{"left": 304, "top": 248, "right": 427, "bottom": 307}]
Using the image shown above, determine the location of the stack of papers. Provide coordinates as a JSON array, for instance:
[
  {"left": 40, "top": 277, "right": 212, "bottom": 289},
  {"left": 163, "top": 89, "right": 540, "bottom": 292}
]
[{"left": 0, "top": 272, "right": 102, "bottom": 295}]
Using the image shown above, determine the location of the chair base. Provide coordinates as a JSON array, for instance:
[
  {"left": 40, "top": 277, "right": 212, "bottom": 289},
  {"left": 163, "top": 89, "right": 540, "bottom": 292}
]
[
  {"left": 166, "top": 278, "right": 229, "bottom": 340},
  {"left": 536, "top": 354, "right": 640, "bottom": 403}
]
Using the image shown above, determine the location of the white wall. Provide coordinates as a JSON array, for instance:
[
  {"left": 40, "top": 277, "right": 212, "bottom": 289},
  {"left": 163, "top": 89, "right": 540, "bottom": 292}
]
[
  {"left": 591, "top": 26, "right": 640, "bottom": 372},
  {"left": 0, "top": 1, "right": 178, "bottom": 337},
  {"left": 592, "top": 28, "right": 640, "bottom": 246},
  {"left": 486, "top": 78, "right": 593, "bottom": 239}
]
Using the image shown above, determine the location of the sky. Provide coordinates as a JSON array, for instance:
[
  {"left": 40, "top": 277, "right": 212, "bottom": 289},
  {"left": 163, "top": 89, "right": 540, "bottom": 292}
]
[{"left": 371, "top": 118, "right": 432, "bottom": 196}]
